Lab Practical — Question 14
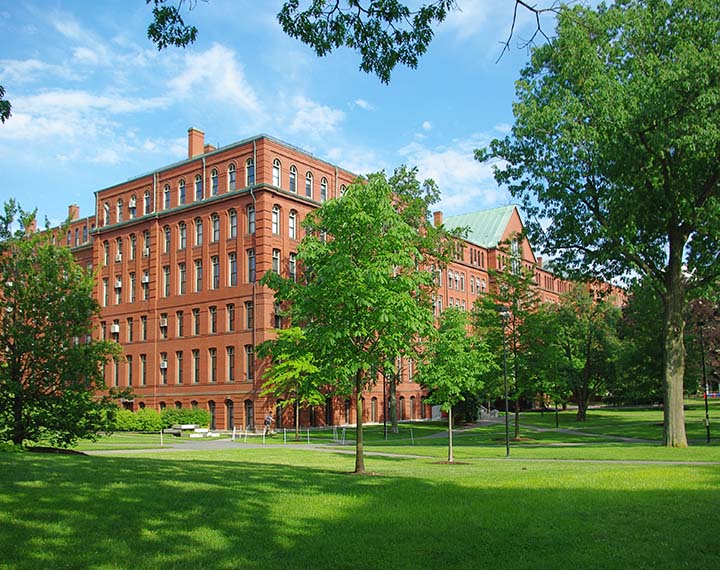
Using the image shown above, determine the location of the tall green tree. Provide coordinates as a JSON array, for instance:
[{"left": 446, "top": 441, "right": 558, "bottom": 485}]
[
  {"left": 417, "top": 307, "right": 494, "bottom": 462},
  {"left": 551, "top": 285, "right": 621, "bottom": 421},
  {"left": 0, "top": 201, "right": 122, "bottom": 447},
  {"left": 474, "top": 240, "right": 540, "bottom": 439},
  {"left": 256, "top": 326, "right": 325, "bottom": 440},
  {"left": 262, "top": 167, "right": 456, "bottom": 474},
  {"left": 479, "top": 0, "right": 720, "bottom": 446}
]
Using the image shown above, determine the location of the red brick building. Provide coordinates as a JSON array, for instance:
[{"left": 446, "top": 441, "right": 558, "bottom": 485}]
[{"left": 57, "top": 129, "right": 578, "bottom": 430}]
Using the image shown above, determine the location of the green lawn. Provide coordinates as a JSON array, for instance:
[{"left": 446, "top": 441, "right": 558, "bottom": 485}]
[{"left": 1, "top": 447, "right": 718, "bottom": 570}]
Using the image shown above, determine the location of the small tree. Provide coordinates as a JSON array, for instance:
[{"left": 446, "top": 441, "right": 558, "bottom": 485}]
[
  {"left": 0, "top": 201, "right": 122, "bottom": 447},
  {"left": 257, "top": 327, "right": 325, "bottom": 440},
  {"left": 417, "top": 308, "right": 494, "bottom": 462},
  {"left": 551, "top": 285, "right": 621, "bottom": 421},
  {"left": 262, "top": 167, "right": 457, "bottom": 473}
]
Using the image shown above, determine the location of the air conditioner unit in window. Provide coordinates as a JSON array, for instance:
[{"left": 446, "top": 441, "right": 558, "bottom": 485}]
[
  {"left": 141, "top": 275, "right": 150, "bottom": 283},
  {"left": 143, "top": 247, "right": 150, "bottom": 257},
  {"left": 115, "top": 253, "right": 122, "bottom": 262},
  {"left": 159, "top": 361, "right": 168, "bottom": 369},
  {"left": 159, "top": 318, "right": 168, "bottom": 327},
  {"left": 128, "top": 197, "right": 137, "bottom": 208},
  {"left": 115, "top": 280, "right": 122, "bottom": 288},
  {"left": 110, "top": 324, "right": 120, "bottom": 334}
]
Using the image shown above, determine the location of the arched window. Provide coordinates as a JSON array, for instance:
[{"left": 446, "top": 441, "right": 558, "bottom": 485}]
[
  {"left": 195, "top": 174, "right": 203, "bottom": 201},
  {"left": 103, "top": 241, "right": 110, "bottom": 265},
  {"left": 410, "top": 396, "right": 416, "bottom": 420},
  {"left": 178, "top": 179, "right": 186, "bottom": 205},
  {"left": 340, "top": 184, "right": 347, "bottom": 196},
  {"left": 399, "top": 396, "right": 406, "bottom": 420},
  {"left": 228, "top": 164, "right": 236, "bottom": 191},
  {"left": 116, "top": 237, "right": 123, "bottom": 262},
  {"left": 208, "top": 400, "right": 216, "bottom": 430},
  {"left": 163, "top": 226, "right": 171, "bottom": 253},
  {"left": 211, "top": 169, "right": 218, "bottom": 196},
  {"left": 289, "top": 165, "right": 297, "bottom": 193},
  {"left": 128, "top": 194, "right": 137, "bottom": 219},
  {"left": 246, "top": 158, "right": 255, "bottom": 186},
  {"left": 320, "top": 177, "right": 328, "bottom": 202},
  {"left": 226, "top": 399, "right": 234, "bottom": 430},
  {"left": 272, "top": 159, "right": 281, "bottom": 187},
  {"left": 228, "top": 209, "right": 238, "bottom": 238},
  {"left": 305, "top": 171, "right": 313, "bottom": 198},
  {"left": 163, "top": 184, "right": 171, "bottom": 209},
  {"left": 144, "top": 190, "right": 152, "bottom": 214},
  {"left": 247, "top": 205, "right": 255, "bottom": 234},
  {"left": 271, "top": 205, "right": 280, "bottom": 234},
  {"left": 195, "top": 217, "right": 203, "bottom": 246},
  {"left": 116, "top": 198, "right": 123, "bottom": 222},
  {"left": 371, "top": 397, "right": 378, "bottom": 423},
  {"left": 103, "top": 202, "right": 110, "bottom": 226},
  {"left": 289, "top": 210, "right": 297, "bottom": 239}
]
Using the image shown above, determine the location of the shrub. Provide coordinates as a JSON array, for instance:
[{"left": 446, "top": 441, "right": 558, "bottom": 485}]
[
  {"left": 160, "top": 408, "right": 211, "bottom": 429},
  {"left": 134, "top": 408, "right": 163, "bottom": 432},
  {"left": 114, "top": 409, "right": 140, "bottom": 431}
]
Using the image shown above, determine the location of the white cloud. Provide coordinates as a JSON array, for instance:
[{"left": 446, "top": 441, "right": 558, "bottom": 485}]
[
  {"left": 398, "top": 134, "right": 509, "bottom": 215},
  {"left": 72, "top": 46, "right": 100, "bottom": 65},
  {"left": 441, "top": 0, "right": 496, "bottom": 40},
  {"left": 0, "top": 58, "right": 77, "bottom": 84},
  {"left": 494, "top": 122, "right": 512, "bottom": 134},
  {"left": 169, "top": 44, "right": 262, "bottom": 115},
  {"left": 288, "top": 96, "right": 345, "bottom": 136},
  {"left": 422, "top": 120, "right": 432, "bottom": 131},
  {"left": 354, "top": 98, "right": 374, "bottom": 111}
]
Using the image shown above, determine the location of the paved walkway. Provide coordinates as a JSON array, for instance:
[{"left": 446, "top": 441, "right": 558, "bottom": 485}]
[{"left": 84, "top": 435, "right": 720, "bottom": 465}]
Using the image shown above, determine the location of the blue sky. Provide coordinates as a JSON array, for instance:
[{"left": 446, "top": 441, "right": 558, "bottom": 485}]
[{"left": 0, "top": 1, "right": 557, "bottom": 226}]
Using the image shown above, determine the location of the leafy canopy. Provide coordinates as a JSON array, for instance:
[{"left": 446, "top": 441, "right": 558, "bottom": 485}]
[{"left": 0, "top": 201, "right": 122, "bottom": 447}]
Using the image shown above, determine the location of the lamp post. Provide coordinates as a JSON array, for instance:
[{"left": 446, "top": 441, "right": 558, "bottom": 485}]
[
  {"left": 698, "top": 324, "right": 711, "bottom": 444},
  {"left": 498, "top": 306, "right": 511, "bottom": 457}
]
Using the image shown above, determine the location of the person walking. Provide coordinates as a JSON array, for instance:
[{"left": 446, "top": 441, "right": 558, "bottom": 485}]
[{"left": 263, "top": 411, "right": 274, "bottom": 437}]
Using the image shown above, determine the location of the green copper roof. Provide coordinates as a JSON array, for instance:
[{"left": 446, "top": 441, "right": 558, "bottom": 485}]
[{"left": 444, "top": 205, "right": 518, "bottom": 248}]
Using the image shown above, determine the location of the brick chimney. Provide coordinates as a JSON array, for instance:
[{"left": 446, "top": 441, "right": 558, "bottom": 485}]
[
  {"left": 68, "top": 204, "right": 80, "bottom": 221},
  {"left": 188, "top": 127, "right": 205, "bottom": 158},
  {"left": 537, "top": 256, "right": 543, "bottom": 268},
  {"left": 433, "top": 211, "right": 443, "bottom": 227}
]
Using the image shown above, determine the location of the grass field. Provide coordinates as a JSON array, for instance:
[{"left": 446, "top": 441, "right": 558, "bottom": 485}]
[
  {"left": 2, "top": 448, "right": 718, "bottom": 570},
  {"left": 2, "top": 400, "right": 719, "bottom": 569}
]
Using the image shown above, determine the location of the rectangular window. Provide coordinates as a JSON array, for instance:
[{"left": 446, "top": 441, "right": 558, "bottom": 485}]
[
  {"left": 142, "top": 270, "right": 150, "bottom": 300},
  {"left": 113, "top": 359, "right": 119, "bottom": 387},
  {"left": 141, "top": 316, "right": 147, "bottom": 341},
  {"left": 179, "top": 224, "right": 186, "bottom": 249},
  {"left": 194, "top": 259, "right": 203, "bottom": 292},
  {"left": 126, "top": 355, "right": 133, "bottom": 387},
  {"left": 227, "top": 303, "right": 235, "bottom": 332},
  {"left": 212, "top": 215, "right": 220, "bottom": 242},
  {"left": 229, "top": 210, "right": 238, "bottom": 238},
  {"left": 129, "top": 272, "right": 136, "bottom": 303},
  {"left": 160, "top": 352, "right": 168, "bottom": 385},
  {"left": 209, "top": 306, "right": 217, "bottom": 334},
  {"left": 209, "top": 348, "right": 217, "bottom": 383},
  {"left": 160, "top": 313, "right": 168, "bottom": 339},
  {"left": 163, "top": 266, "right": 170, "bottom": 297},
  {"left": 247, "top": 249, "right": 255, "bottom": 283},
  {"left": 192, "top": 308, "right": 200, "bottom": 335},
  {"left": 227, "top": 346, "right": 235, "bottom": 382},
  {"left": 247, "top": 207, "right": 255, "bottom": 234},
  {"left": 178, "top": 263, "right": 186, "bottom": 294},
  {"left": 177, "top": 311, "right": 184, "bottom": 337},
  {"left": 245, "top": 345, "right": 254, "bottom": 380},
  {"left": 272, "top": 249, "right": 280, "bottom": 274},
  {"left": 176, "top": 351, "right": 183, "bottom": 384},
  {"left": 245, "top": 301, "right": 254, "bottom": 330},
  {"left": 212, "top": 256, "right": 220, "bottom": 289},
  {"left": 115, "top": 277, "right": 121, "bottom": 305},
  {"left": 274, "top": 302, "right": 282, "bottom": 329},
  {"left": 127, "top": 317, "right": 134, "bottom": 342},
  {"left": 140, "top": 354, "right": 147, "bottom": 386},
  {"left": 102, "top": 278, "right": 108, "bottom": 307},
  {"left": 192, "top": 349, "right": 200, "bottom": 384},
  {"left": 289, "top": 253, "right": 297, "bottom": 282},
  {"left": 228, "top": 253, "right": 237, "bottom": 286}
]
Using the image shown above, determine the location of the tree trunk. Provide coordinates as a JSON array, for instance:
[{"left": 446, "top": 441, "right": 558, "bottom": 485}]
[
  {"left": 447, "top": 405, "right": 454, "bottom": 463},
  {"left": 354, "top": 370, "right": 366, "bottom": 473},
  {"left": 295, "top": 401, "right": 300, "bottom": 440},
  {"left": 12, "top": 392, "right": 24, "bottom": 446},
  {"left": 389, "top": 374, "right": 398, "bottom": 433},
  {"left": 663, "top": 240, "right": 688, "bottom": 447}
]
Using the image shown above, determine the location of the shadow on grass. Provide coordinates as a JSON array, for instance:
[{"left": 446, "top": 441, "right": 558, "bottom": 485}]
[{"left": 1, "top": 452, "right": 719, "bottom": 570}]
